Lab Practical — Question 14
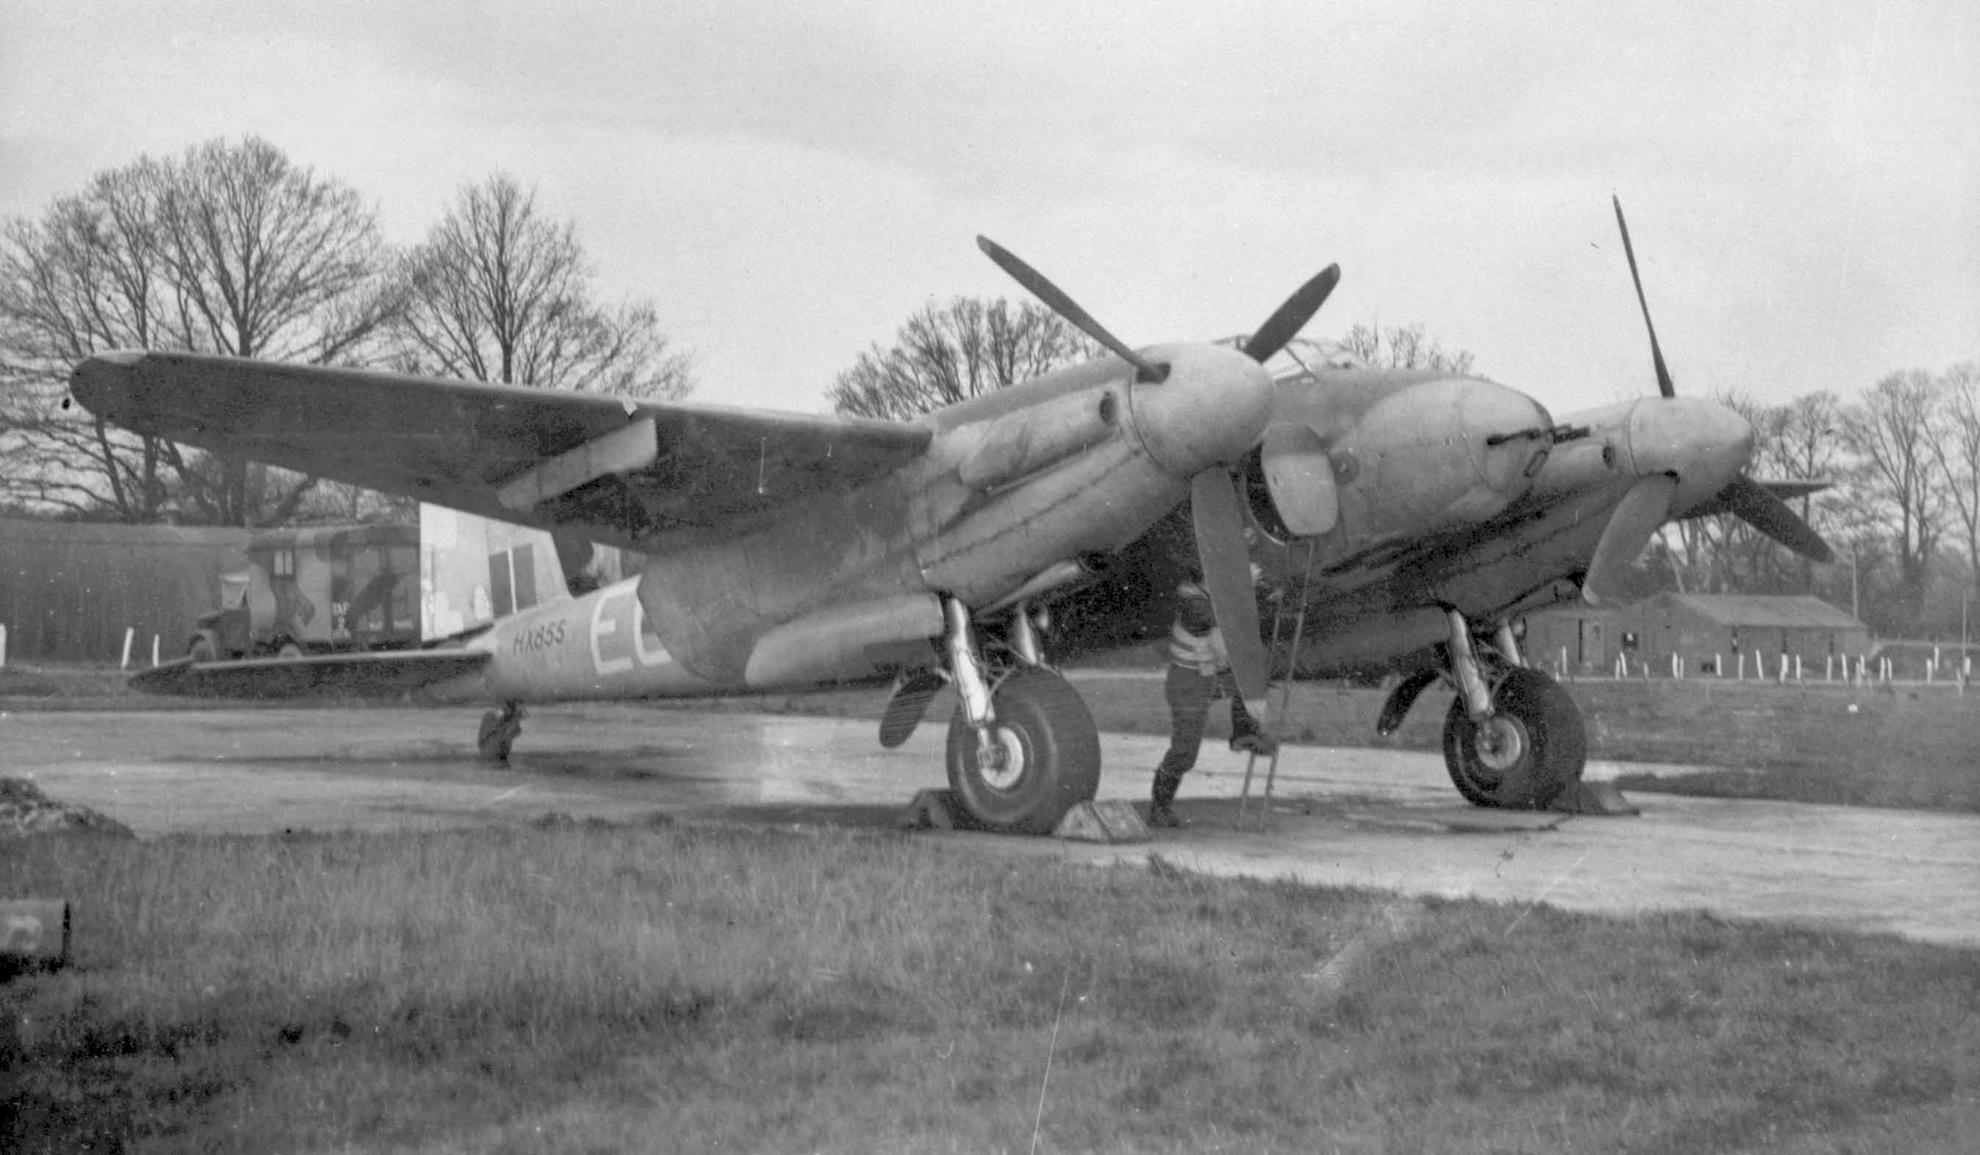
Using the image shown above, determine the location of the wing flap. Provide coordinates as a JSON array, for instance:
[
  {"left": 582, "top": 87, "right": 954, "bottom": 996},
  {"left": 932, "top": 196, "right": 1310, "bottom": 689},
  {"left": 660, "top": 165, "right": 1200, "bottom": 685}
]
[
  {"left": 71, "top": 351, "right": 932, "bottom": 548},
  {"left": 133, "top": 650, "right": 492, "bottom": 699}
]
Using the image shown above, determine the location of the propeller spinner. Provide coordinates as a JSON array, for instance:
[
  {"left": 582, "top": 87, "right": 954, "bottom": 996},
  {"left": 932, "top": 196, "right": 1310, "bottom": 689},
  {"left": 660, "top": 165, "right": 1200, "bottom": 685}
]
[
  {"left": 1602, "top": 198, "right": 1832, "bottom": 581},
  {"left": 978, "top": 239, "right": 1341, "bottom": 703}
]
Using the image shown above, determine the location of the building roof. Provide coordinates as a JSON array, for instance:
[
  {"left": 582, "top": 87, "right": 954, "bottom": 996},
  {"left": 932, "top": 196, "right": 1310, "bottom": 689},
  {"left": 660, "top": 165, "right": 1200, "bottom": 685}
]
[{"left": 1649, "top": 593, "right": 1864, "bottom": 630}]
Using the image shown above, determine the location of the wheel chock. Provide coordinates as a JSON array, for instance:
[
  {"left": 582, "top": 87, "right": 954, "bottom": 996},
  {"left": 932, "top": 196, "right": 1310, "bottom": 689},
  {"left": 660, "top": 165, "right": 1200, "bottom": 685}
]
[
  {"left": 1550, "top": 779, "right": 1639, "bottom": 816},
  {"left": 900, "top": 788, "right": 960, "bottom": 830},
  {"left": 1053, "top": 800, "right": 1150, "bottom": 844}
]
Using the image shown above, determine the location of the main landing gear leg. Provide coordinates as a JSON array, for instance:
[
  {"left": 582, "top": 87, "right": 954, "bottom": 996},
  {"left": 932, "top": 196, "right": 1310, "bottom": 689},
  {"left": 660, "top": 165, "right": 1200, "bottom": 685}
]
[
  {"left": 478, "top": 701, "right": 524, "bottom": 764},
  {"left": 937, "top": 596, "right": 1100, "bottom": 834},
  {"left": 1438, "top": 610, "right": 1587, "bottom": 810}
]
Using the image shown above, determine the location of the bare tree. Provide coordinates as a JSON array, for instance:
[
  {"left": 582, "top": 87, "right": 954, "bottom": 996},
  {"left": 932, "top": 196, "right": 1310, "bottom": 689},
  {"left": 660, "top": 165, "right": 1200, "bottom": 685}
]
[
  {"left": 148, "top": 137, "right": 400, "bottom": 525},
  {"left": 389, "top": 174, "right": 692, "bottom": 401},
  {"left": 1927, "top": 362, "right": 1980, "bottom": 606},
  {"left": 1338, "top": 321, "right": 1477, "bottom": 375},
  {"left": 827, "top": 297, "right": 1098, "bottom": 420},
  {"left": 1, "top": 137, "right": 400, "bottom": 525},
  {"left": 1841, "top": 369, "right": 1945, "bottom": 630},
  {"left": 0, "top": 162, "right": 176, "bottom": 520}
]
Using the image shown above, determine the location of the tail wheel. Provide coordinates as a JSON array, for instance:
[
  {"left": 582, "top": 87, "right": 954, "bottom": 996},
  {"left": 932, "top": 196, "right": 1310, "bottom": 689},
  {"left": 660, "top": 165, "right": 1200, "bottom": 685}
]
[
  {"left": 1442, "top": 667, "right": 1586, "bottom": 809},
  {"left": 478, "top": 703, "right": 523, "bottom": 764},
  {"left": 945, "top": 668, "right": 1101, "bottom": 834}
]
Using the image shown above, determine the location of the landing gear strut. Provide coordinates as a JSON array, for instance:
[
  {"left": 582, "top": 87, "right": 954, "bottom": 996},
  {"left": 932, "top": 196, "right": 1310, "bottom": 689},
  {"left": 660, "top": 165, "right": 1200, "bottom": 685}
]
[{"left": 938, "top": 596, "right": 1100, "bottom": 834}]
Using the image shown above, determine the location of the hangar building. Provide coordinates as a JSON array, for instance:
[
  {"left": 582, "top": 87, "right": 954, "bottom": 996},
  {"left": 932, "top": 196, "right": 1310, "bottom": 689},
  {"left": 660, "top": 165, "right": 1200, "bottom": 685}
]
[{"left": 1527, "top": 593, "right": 1870, "bottom": 677}]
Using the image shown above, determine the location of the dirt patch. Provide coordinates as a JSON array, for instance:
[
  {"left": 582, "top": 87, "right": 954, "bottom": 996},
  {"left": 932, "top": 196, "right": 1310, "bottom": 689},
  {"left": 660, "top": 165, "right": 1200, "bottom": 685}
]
[{"left": 0, "top": 777, "right": 135, "bottom": 839}]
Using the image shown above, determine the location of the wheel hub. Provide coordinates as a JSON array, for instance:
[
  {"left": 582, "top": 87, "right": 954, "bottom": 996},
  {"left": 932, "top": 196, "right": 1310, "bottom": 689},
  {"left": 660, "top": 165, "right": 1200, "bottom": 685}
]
[
  {"left": 1474, "top": 715, "right": 1529, "bottom": 772},
  {"left": 975, "top": 725, "right": 1028, "bottom": 792}
]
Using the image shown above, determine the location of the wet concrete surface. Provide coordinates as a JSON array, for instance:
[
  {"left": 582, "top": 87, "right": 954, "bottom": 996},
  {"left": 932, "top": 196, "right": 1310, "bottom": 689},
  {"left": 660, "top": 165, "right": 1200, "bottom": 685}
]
[{"left": 7, "top": 700, "right": 1977, "bottom": 948}]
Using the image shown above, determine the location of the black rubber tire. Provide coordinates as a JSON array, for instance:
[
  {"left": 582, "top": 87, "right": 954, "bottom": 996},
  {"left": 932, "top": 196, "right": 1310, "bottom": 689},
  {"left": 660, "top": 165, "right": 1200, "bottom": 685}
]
[
  {"left": 1442, "top": 667, "right": 1586, "bottom": 809},
  {"left": 478, "top": 709, "right": 520, "bottom": 764},
  {"left": 944, "top": 668, "right": 1102, "bottom": 835},
  {"left": 187, "top": 634, "right": 218, "bottom": 664}
]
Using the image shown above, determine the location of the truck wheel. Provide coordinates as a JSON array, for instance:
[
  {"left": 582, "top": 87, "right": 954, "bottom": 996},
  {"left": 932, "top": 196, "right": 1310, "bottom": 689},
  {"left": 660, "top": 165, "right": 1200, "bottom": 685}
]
[
  {"left": 1442, "top": 667, "right": 1586, "bottom": 809},
  {"left": 944, "top": 668, "right": 1101, "bottom": 834}
]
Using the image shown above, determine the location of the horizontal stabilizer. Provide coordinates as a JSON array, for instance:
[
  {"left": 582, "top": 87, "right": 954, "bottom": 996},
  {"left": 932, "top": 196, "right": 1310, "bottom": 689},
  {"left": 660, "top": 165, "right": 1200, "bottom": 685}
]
[{"left": 132, "top": 650, "right": 491, "bottom": 699}]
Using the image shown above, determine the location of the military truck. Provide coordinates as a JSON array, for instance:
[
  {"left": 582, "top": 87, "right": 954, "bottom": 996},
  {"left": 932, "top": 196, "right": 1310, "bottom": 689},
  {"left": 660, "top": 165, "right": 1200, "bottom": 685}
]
[{"left": 187, "top": 523, "right": 420, "bottom": 661}]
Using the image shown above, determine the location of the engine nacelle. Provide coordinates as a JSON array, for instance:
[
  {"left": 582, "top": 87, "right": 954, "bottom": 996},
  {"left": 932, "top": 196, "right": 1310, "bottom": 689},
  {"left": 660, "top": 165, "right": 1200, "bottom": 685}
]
[{"left": 1245, "top": 373, "right": 1553, "bottom": 557}]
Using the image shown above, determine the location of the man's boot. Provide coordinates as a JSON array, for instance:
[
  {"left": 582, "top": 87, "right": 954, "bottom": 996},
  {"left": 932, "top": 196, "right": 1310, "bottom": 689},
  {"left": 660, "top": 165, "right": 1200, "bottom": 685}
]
[{"left": 1149, "top": 770, "right": 1184, "bottom": 828}]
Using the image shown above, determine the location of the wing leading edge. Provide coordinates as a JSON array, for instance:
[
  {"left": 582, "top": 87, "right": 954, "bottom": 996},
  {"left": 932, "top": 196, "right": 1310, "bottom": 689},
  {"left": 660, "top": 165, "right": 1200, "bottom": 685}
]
[{"left": 71, "top": 351, "right": 933, "bottom": 550}]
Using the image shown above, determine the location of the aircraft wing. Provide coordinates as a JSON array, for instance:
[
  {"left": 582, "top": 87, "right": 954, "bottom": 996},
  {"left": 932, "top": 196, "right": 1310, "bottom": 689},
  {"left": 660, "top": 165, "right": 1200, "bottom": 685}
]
[
  {"left": 71, "top": 351, "right": 933, "bottom": 551},
  {"left": 132, "top": 650, "right": 492, "bottom": 699}
]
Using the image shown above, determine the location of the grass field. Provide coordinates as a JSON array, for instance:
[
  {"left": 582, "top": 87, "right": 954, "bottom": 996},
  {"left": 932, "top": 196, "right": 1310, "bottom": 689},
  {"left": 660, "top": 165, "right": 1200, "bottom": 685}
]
[{"left": 5, "top": 823, "right": 1978, "bottom": 1153}]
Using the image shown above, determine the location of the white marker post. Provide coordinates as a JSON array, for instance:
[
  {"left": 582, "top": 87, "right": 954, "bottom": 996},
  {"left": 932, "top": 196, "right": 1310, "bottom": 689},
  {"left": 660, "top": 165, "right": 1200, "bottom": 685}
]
[
  {"left": 120, "top": 627, "right": 134, "bottom": 670},
  {"left": 151, "top": 634, "right": 160, "bottom": 667},
  {"left": 0, "top": 622, "right": 7, "bottom": 668}
]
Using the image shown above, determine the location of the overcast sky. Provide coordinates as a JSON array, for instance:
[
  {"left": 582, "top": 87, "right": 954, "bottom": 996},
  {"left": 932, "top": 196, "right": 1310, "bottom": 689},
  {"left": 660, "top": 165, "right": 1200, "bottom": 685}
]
[{"left": 4, "top": 1, "right": 1974, "bottom": 419}]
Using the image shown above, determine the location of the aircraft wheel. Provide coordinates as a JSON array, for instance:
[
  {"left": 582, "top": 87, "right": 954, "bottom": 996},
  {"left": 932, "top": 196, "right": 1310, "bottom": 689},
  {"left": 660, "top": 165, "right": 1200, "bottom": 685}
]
[
  {"left": 187, "top": 633, "right": 218, "bottom": 664},
  {"left": 945, "top": 668, "right": 1101, "bottom": 834},
  {"left": 478, "top": 703, "right": 523, "bottom": 764},
  {"left": 277, "top": 640, "right": 305, "bottom": 659},
  {"left": 1442, "top": 667, "right": 1586, "bottom": 809}
]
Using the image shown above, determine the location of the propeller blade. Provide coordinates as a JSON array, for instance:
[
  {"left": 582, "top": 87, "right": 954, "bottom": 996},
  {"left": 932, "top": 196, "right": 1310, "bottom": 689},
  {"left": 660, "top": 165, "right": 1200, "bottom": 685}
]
[
  {"left": 975, "top": 236, "right": 1168, "bottom": 383},
  {"left": 1584, "top": 475, "right": 1678, "bottom": 606},
  {"left": 1190, "top": 469, "right": 1270, "bottom": 705},
  {"left": 1242, "top": 264, "right": 1342, "bottom": 364},
  {"left": 1612, "top": 196, "right": 1676, "bottom": 399},
  {"left": 1718, "top": 473, "right": 1835, "bottom": 563}
]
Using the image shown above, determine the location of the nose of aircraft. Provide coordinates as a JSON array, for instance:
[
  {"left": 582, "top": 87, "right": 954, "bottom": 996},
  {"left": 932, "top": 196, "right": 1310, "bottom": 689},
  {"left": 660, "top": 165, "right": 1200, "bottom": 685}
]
[
  {"left": 1127, "top": 343, "right": 1275, "bottom": 478},
  {"left": 1464, "top": 381, "right": 1556, "bottom": 496},
  {"left": 1625, "top": 396, "right": 1755, "bottom": 511}
]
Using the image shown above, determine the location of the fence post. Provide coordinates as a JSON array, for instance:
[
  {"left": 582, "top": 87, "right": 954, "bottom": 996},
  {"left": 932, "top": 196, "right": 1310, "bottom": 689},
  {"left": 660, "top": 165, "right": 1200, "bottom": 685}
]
[
  {"left": 151, "top": 634, "right": 160, "bottom": 667},
  {"left": 120, "top": 627, "right": 134, "bottom": 670},
  {"left": 0, "top": 622, "right": 7, "bottom": 668}
]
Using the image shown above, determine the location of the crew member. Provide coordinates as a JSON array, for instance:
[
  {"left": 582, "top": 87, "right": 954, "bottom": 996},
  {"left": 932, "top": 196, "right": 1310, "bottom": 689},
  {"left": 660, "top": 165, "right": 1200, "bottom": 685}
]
[{"left": 1148, "top": 569, "right": 1275, "bottom": 828}]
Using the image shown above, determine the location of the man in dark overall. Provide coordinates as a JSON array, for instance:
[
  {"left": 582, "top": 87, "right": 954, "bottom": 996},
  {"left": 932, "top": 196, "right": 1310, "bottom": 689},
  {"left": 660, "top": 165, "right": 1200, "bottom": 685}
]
[{"left": 1148, "top": 571, "right": 1274, "bottom": 828}]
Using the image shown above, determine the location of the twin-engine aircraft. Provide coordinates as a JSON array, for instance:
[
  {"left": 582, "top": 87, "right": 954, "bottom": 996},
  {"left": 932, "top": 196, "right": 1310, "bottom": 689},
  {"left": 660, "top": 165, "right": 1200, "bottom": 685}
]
[{"left": 70, "top": 200, "right": 1828, "bottom": 834}]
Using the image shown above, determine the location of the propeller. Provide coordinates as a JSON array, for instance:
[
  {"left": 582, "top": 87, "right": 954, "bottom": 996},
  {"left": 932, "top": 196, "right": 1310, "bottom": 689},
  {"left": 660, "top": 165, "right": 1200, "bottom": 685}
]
[
  {"left": 976, "top": 236, "right": 1169, "bottom": 383},
  {"left": 977, "top": 239, "right": 1344, "bottom": 710},
  {"left": 1192, "top": 469, "right": 1270, "bottom": 703},
  {"left": 1584, "top": 476, "right": 1678, "bottom": 606},
  {"left": 1607, "top": 197, "right": 1832, "bottom": 571},
  {"left": 1613, "top": 195, "right": 1675, "bottom": 400},
  {"left": 1242, "top": 264, "right": 1342, "bottom": 364},
  {"left": 1715, "top": 474, "right": 1835, "bottom": 563}
]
